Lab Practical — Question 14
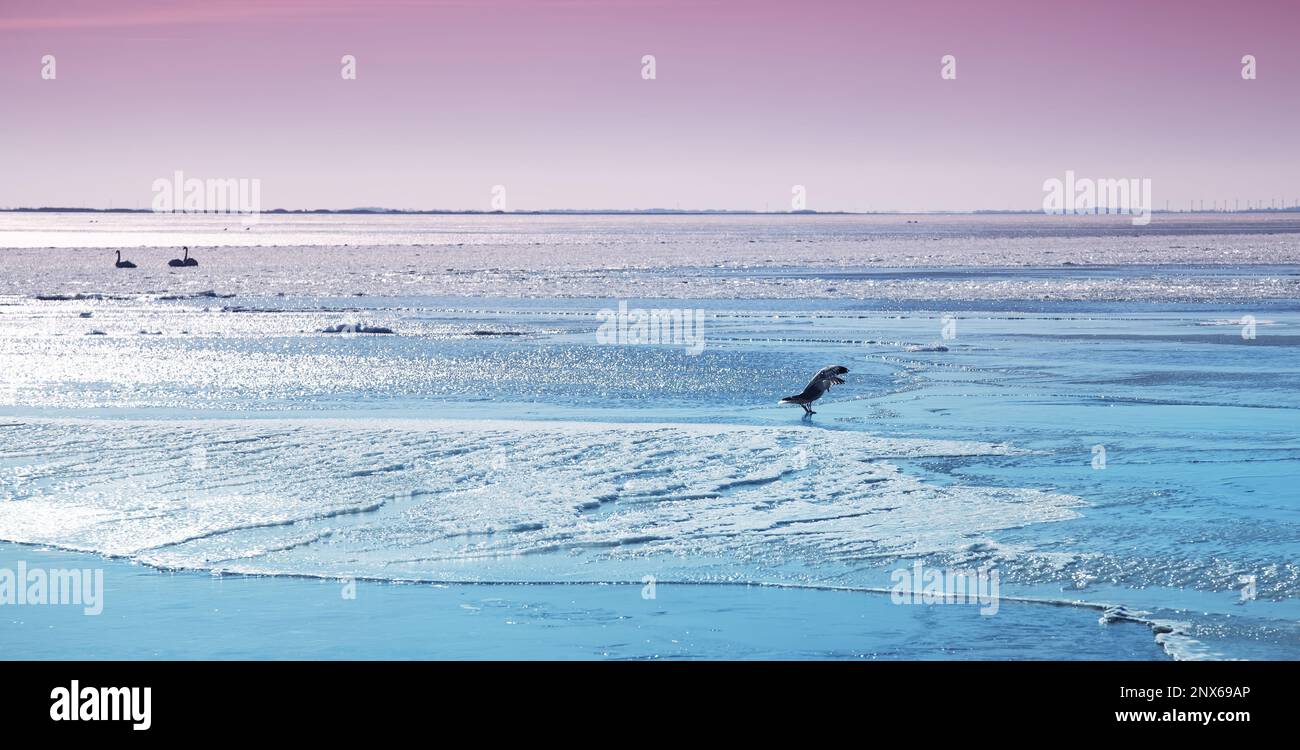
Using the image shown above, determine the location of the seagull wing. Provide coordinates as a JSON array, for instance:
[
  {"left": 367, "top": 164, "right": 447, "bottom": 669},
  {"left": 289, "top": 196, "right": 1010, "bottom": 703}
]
[{"left": 805, "top": 365, "right": 849, "bottom": 390}]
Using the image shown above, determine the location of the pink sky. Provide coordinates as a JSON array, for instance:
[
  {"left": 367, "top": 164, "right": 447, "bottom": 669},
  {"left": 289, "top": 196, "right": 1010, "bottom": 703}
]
[{"left": 1, "top": 0, "right": 1297, "bottom": 211}]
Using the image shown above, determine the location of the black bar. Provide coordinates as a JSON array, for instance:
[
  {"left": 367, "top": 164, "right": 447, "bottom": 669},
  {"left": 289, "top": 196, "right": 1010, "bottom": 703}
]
[{"left": 0, "top": 661, "right": 1285, "bottom": 736}]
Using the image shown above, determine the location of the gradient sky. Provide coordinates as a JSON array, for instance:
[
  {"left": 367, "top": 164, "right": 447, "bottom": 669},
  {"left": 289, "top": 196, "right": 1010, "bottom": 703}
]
[{"left": 1, "top": 0, "right": 1298, "bottom": 211}]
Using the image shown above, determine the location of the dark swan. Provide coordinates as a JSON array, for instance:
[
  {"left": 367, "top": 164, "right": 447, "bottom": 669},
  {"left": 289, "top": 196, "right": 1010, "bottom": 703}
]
[{"left": 168, "top": 247, "right": 198, "bottom": 267}]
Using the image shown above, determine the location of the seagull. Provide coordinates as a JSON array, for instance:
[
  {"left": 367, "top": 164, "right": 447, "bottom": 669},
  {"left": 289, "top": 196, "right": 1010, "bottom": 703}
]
[{"left": 779, "top": 365, "right": 848, "bottom": 416}]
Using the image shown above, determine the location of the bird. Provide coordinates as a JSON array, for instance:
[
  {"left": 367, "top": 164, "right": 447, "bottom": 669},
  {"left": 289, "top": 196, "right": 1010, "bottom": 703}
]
[
  {"left": 114, "top": 250, "right": 136, "bottom": 269},
  {"left": 779, "top": 365, "right": 849, "bottom": 416},
  {"left": 168, "top": 246, "right": 197, "bottom": 267}
]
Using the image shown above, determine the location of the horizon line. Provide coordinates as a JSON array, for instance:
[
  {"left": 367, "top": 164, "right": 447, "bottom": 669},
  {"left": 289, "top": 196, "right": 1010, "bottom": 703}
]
[{"left": 5, "top": 207, "right": 1300, "bottom": 216}]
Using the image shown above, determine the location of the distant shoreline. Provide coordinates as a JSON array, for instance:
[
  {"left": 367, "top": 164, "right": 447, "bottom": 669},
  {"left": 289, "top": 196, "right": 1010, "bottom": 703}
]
[{"left": 3, "top": 207, "right": 1299, "bottom": 216}]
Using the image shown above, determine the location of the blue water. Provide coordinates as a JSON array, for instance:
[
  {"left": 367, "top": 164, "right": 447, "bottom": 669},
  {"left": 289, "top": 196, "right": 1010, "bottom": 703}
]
[{"left": 1, "top": 214, "right": 1297, "bottom": 660}]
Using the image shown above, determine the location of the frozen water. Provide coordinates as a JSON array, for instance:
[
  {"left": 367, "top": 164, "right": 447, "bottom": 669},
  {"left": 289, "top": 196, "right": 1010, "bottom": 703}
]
[{"left": 1, "top": 212, "right": 1297, "bottom": 659}]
